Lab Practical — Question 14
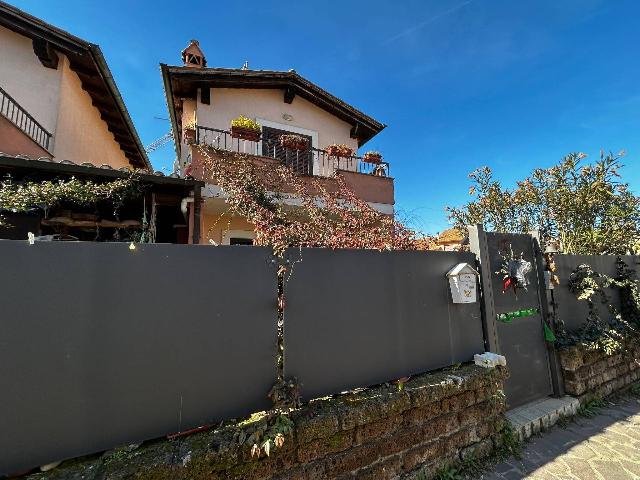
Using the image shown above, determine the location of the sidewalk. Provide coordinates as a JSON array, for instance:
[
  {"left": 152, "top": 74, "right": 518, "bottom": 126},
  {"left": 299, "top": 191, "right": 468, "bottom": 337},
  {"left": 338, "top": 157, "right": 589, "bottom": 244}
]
[{"left": 479, "top": 394, "right": 640, "bottom": 480}]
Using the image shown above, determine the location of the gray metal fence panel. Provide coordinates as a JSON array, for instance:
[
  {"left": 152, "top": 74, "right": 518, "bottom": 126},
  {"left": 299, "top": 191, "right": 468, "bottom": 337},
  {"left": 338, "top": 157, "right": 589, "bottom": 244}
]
[
  {"left": 554, "top": 254, "right": 640, "bottom": 332},
  {"left": 0, "top": 241, "right": 276, "bottom": 475},
  {"left": 283, "top": 248, "right": 485, "bottom": 401}
]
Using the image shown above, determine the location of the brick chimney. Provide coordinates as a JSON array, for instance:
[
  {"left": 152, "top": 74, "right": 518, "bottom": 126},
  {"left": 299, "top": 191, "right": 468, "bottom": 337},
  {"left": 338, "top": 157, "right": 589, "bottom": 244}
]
[{"left": 181, "top": 40, "right": 206, "bottom": 68}]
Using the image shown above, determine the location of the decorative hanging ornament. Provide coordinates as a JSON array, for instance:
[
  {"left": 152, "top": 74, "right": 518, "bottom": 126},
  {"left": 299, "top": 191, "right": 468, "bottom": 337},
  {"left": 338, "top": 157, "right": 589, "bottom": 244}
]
[
  {"left": 543, "top": 252, "right": 561, "bottom": 287},
  {"left": 496, "top": 245, "right": 532, "bottom": 297},
  {"left": 496, "top": 307, "right": 539, "bottom": 323},
  {"left": 543, "top": 322, "right": 557, "bottom": 343}
]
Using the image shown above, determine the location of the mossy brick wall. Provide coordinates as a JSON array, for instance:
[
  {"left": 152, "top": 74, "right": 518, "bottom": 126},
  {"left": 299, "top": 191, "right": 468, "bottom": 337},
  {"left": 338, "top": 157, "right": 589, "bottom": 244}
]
[
  {"left": 28, "top": 365, "right": 508, "bottom": 480},
  {"left": 559, "top": 343, "right": 640, "bottom": 400}
]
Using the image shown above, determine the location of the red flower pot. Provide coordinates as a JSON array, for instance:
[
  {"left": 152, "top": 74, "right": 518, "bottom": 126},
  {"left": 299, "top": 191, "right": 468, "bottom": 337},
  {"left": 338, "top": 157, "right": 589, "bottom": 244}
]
[
  {"left": 280, "top": 135, "right": 309, "bottom": 151},
  {"left": 363, "top": 153, "right": 382, "bottom": 164},
  {"left": 231, "top": 126, "right": 261, "bottom": 142},
  {"left": 325, "top": 145, "right": 353, "bottom": 158}
]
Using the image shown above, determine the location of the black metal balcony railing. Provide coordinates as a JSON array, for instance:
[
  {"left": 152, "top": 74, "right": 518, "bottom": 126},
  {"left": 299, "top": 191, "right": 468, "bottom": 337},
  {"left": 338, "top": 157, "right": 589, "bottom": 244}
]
[
  {"left": 195, "top": 125, "right": 389, "bottom": 178},
  {"left": 0, "top": 86, "right": 52, "bottom": 151}
]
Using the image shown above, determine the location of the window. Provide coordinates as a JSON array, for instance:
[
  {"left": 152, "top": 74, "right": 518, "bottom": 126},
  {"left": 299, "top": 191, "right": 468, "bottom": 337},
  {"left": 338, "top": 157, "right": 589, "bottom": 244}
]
[
  {"left": 222, "top": 229, "right": 256, "bottom": 245},
  {"left": 261, "top": 126, "right": 313, "bottom": 175},
  {"left": 229, "top": 237, "right": 254, "bottom": 246}
]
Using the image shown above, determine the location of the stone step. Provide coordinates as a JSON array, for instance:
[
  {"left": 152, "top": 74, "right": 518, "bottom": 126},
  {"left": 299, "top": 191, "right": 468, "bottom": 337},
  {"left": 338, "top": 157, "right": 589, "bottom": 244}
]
[{"left": 506, "top": 396, "right": 580, "bottom": 441}]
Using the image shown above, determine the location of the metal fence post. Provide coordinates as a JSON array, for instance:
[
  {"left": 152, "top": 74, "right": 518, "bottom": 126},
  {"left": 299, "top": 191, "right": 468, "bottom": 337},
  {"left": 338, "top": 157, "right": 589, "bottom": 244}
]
[
  {"left": 530, "top": 231, "right": 565, "bottom": 397},
  {"left": 192, "top": 186, "right": 201, "bottom": 244},
  {"left": 468, "top": 224, "right": 500, "bottom": 354}
]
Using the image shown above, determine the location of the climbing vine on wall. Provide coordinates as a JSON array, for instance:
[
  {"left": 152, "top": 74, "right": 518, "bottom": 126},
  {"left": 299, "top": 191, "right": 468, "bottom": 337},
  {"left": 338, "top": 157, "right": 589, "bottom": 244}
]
[
  {"left": 196, "top": 146, "right": 416, "bottom": 255},
  {"left": 195, "top": 146, "right": 416, "bottom": 372},
  {"left": 616, "top": 257, "right": 640, "bottom": 326},
  {"left": 0, "top": 174, "right": 143, "bottom": 225},
  {"left": 557, "top": 259, "right": 640, "bottom": 354},
  {"left": 194, "top": 145, "right": 417, "bottom": 457}
]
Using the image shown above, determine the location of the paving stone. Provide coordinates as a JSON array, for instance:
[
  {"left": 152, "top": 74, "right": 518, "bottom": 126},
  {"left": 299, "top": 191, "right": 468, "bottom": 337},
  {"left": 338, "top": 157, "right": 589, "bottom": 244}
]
[
  {"left": 620, "top": 459, "right": 640, "bottom": 477},
  {"left": 494, "top": 461, "right": 516, "bottom": 474},
  {"left": 564, "top": 443, "right": 598, "bottom": 461},
  {"left": 541, "top": 458, "right": 572, "bottom": 477},
  {"left": 482, "top": 473, "right": 509, "bottom": 480},
  {"left": 562, "top": 457, "right": 600, "bottom": 479},
  {"left": 502, "top": 470, "right": 527, "bottom": 480},
  {"left": 592, "top": 460, "right": 634, "bottom": 480},
  {"left": 478, "top": 395, "right": 640, "bottom": 480}
]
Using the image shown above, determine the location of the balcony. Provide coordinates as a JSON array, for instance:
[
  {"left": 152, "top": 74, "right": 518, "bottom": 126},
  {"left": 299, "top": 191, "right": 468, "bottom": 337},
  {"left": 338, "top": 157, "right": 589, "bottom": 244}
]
[
  {"left": 189, "top": 125, "right": 394, "bottom": 209},
  {"left": 0, "top": 86, "right": 52, "bottom": 151},
  {"left": 193, "top": 125, "right": 390, "bottom": 178}
]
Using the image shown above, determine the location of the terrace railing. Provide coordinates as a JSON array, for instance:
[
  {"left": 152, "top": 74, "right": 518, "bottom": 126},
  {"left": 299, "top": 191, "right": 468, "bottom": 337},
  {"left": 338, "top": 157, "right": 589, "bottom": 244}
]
[
  {"left": 0, "top": 86, "right": 52, "bottom": 151},
  {"left": 195, "top": 125, "right": 389, "bottom": 178}
]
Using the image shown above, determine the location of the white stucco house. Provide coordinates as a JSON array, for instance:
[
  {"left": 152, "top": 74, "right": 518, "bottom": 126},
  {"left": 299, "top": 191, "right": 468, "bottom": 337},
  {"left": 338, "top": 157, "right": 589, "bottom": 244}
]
[
  {"left": 161, "top": 41, "right": 395, "bottom": 245},
  {"left": 0, "top": 1, "right": 150, "bottom": 170}
]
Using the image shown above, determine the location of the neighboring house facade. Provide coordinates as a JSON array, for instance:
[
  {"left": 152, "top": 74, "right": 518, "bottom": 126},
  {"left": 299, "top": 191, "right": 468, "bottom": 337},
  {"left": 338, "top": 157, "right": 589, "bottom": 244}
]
[
  {"left": 161, "top": 41, "right": 395, "bottom": 245},
  {"left": 0, "top": 4, "right": 203, "bottom": 245},
  {"left": 0, "top": 154, "right": 203, "bottom": 243},
  {"left": 0, "top": 1, "right": 150, "bottom": 170},
  {"left": 436, "top": 228, "right": 465, "bottom": 251}
]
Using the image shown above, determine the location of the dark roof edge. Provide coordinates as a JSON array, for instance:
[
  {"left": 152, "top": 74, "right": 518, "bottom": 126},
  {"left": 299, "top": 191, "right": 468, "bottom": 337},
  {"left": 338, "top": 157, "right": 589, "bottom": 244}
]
[
  {"left": 0, "top": 0, "right": 88, "bottom": 52},
  {"left": 0, "top": 155, "right": 203, "bottom": 188},
  {"left": 163, "top": 66, "right": 387, "bottom": 144},
  {"left": 160, "top": 63, "right": 181, "bottom": 161},
  {"left": 90, "top": 45, "right": 152, "bottom": 171},
  {"left": 289, "top": 70, "right": 385, "bottom": 130},
  {"left": 0, "top": 1, "right": 152, "bottom": 171}
]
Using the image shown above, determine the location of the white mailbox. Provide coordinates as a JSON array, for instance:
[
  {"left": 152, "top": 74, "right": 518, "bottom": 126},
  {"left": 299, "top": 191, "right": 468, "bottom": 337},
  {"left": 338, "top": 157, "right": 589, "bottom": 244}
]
[{"left": 446, "top": 263, "right": 480, "bottom": 304}]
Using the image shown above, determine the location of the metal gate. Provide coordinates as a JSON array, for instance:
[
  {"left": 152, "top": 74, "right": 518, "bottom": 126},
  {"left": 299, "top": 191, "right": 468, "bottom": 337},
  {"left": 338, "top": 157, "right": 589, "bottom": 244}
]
[{"left": 470, "top": 227, "right": 559, "bottom": 408}]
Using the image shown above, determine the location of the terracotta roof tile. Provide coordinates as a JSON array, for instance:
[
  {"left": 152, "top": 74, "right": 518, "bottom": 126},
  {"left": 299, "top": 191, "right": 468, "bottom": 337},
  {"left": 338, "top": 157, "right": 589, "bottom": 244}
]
[{"left": 437, "top": 228, "right": 464, "bottom": 245}]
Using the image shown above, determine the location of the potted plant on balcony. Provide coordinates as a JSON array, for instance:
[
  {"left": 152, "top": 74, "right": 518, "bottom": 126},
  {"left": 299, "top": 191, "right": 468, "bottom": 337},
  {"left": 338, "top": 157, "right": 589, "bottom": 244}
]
[
  {"left": 279, "top": 134, "right": 309, "bottom": 151},
  {"left": 183, "top": 120, "right": 197, "bottom": 145},
  {"left": 230, "top": 115, "right": 261, "bottom": 141},
  {"left": 325, "top": 144, "right": 353, "bottom": 158},
  {"left": 363, "top": 151, "right": 383, "bottom": 164}
]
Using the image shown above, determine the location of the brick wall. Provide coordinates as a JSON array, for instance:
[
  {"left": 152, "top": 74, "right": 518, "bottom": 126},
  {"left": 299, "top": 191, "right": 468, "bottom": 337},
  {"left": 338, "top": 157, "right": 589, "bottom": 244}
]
[
  {"left": 30, "top": 365, "right": 508, "bottom": 480},
  {"left": 559, "top": 343, "right": 640, "bottom": 400}
]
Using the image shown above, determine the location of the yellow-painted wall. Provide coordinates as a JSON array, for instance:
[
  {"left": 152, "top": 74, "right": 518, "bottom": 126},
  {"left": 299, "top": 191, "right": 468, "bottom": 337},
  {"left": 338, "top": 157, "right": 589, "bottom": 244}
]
[
  {"left": 0, "top": 25, "right": 62, "bottom": 135},
  {"left": 196, "top": 87, "right": 358, "bottom": 155},
  {"left": 52, "top": 57, "right": 130, "bottom": 168},
  {"left": 201, "top": 212, "right": 255, "bottom": 245},
  {"left": 0, "top": 26, "right": 133, "bottom": 168}
]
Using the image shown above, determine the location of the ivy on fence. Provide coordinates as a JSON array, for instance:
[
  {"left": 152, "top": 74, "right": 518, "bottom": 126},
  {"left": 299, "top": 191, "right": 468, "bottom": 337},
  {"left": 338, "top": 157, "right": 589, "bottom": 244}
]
[
  {"left": 0, "top": 174, "right": 143, "bottom": 225},
  {"left": 557, "top": 258, "right": 640, "bottom": 354}
]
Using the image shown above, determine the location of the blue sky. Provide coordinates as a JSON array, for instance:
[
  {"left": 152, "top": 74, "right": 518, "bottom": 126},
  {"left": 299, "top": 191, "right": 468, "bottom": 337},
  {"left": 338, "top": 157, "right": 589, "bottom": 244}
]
[{"left": 11, "top": 0, "right": 640, "bottom": 234}]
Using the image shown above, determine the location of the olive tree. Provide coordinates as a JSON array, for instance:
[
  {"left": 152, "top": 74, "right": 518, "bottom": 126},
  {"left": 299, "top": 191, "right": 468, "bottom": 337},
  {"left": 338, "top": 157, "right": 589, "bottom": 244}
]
[{"left": 446, "top": 151, "right": 640, "bottom": 254}]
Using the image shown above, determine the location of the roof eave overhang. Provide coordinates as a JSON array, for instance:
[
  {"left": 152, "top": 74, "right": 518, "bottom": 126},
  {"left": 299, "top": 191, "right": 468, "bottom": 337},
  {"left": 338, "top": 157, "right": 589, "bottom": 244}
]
[
  {"left": 89, "top": 45, "right": 152, "bottom": 171},
  {"left": 0, "top": 154, "right": 203, "bottom": 189},
  {"left": 0, "top": 1, "right": 152, "bottom": 171},
  {"left": 164, "top": 67, "right": 386, "bottom": 147},
  {"left": 160, "top": 63, "right": 182, "bottom": 160}
]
